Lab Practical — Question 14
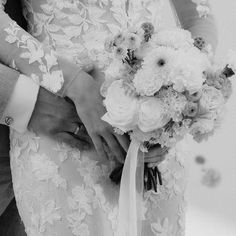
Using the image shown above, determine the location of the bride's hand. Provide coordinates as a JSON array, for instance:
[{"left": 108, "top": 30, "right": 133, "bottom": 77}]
[
  {"left": 64, "top": 70, "right": 129, "bottom": 163},
  {"left": 145, "top": 145, "right": 169, "bottom": 163}
]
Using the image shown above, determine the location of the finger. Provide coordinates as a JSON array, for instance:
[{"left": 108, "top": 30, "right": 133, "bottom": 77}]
[
  {"left": 113, "top": 133, "right": 130, "bottom": 152},
  {"left": 103, "top": 133, "right": 125, "bottom": 163},
  {"left": 81, "top": 63, "right": 94, "bottom": 73},
  {"left": 145, "top": 146, "right": 169, "bottom": 158},
  {"left": 91, "top": 134, "right": 108, "bottom": 161},
  {"left": 66, "top": 122, "right": 93, "bottom": 145},
  {"left": 145, "top": 155, "right": 166, "bottom": 163},
  {"left": 56, "top": 132, "right": 90, "bottom": 150}
]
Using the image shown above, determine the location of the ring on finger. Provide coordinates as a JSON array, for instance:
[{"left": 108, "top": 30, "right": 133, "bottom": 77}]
[{"left": 73, "top": 125, "right": 81, "bottom": 136}]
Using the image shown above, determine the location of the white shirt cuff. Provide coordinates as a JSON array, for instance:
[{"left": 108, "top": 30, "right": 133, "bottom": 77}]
[{"left": 0, "top": 74, "right": 39, "bottom": 133}]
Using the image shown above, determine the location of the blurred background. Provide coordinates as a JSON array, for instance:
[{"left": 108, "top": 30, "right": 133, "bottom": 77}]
[{"left": 163, "top": 1, "right": 236, "bottom": 235}]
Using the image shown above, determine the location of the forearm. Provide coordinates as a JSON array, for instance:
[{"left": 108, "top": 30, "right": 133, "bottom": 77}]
[
  {"left": 0, "top": 9, "right": 64, "bottom": 93},
  {"left": 171, "top": 0, "right": 218, "bottom": 51}
]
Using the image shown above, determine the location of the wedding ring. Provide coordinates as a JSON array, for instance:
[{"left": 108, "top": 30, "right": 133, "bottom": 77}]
[{"left": 73, "top": 125, "right": 81, "bottom": 136}]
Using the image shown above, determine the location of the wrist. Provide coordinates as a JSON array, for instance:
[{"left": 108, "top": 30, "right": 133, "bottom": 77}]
[
  {"left": 57, "top": 56, "right": 82, "bottom": 97},
  {"left": 65, "top": 70, "right": 96, "bottom": 106}
]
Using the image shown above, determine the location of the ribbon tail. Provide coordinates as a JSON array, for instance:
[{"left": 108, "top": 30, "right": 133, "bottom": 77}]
[{"left": 116, "top": 139, "right": 144, "bottom": 236}]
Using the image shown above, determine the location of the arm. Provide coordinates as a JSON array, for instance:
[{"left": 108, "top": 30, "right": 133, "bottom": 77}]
[
  {"left": 171, "top": 0, "right": 218, "bottom": 51},
  {"left": 0, "top": 62, "right": 91, "bottom": 149},
  {"left": 0, "top": 3, "right": 82, "bottom": 95}
]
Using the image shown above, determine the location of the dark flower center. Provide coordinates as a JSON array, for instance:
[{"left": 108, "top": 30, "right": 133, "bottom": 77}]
[
  {"left": 130, "top": 36, "right": 135, "bottom": 41},
  {"left": 157, "top": 59, "right": 166, "bottom": 67}
]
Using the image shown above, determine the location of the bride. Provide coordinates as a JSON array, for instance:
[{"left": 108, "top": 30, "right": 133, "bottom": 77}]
[{"left": 0, "top": 0, "right": 218, "bottom": 235}]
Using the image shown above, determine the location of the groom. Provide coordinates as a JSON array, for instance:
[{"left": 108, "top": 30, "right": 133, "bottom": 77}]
[{"left": 0, "top": 0, "right": 91, "bottom": 235}]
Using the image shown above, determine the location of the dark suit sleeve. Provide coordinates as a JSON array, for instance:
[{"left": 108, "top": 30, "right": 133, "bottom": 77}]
[
  {"left": 0, "top": 124, "right": 14, "bottom": 216},
  {"left": 0, "top": 0, "right": 26, "bottom": 217}
]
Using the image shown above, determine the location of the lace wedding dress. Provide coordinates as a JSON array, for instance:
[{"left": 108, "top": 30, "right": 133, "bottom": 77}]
[{"left": 2, "top": 0, "right": 193, "bottom": 235}]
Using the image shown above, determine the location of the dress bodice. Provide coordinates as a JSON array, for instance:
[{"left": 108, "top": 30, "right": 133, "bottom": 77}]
[{"left": 21, "top": 0, "right": 165, "bottom": 67}]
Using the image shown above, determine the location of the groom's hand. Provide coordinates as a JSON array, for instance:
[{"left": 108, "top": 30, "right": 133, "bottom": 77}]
[{"left": 28, "top": 87, "right": 92, "bottom": 150}]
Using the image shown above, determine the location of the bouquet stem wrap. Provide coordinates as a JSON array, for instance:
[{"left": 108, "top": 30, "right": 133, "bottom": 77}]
[{"left": 117, "top": 139, "right": 144, "bottom": 236}]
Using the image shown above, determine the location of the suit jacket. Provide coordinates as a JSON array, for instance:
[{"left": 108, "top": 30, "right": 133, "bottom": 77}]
[{"left": 0, "top": 0, "right": 27, "bottom": 215}]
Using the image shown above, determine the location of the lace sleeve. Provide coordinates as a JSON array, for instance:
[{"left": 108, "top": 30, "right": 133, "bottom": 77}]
[
  {"left": 170, "top": 0, "right": 218, "bottom": 51},
  {"left": 0, "top": 8, "right": 64, "bottom": 93},
  {"left": 0, "top": 0, "right": 6, "bottom": 10}
]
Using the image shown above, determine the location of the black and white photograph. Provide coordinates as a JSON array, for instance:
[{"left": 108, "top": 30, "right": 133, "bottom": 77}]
[{"left": 0, "top": 0, "right": 235, "bottom": 235}]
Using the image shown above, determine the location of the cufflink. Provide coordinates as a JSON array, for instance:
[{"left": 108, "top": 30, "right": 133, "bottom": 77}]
[{"left": 5, "top": 116, "right": 14, "bottom": 126}]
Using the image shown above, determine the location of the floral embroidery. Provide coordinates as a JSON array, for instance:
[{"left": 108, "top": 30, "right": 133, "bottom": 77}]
[
  {"left": 31, "top": 153, "right": 67, "bottom": 189},
  {"left": 191, "top": 0, "right": 210, "bottom": 18},
  {"left": 67, "top": 212, "right": 90, "bottom": 236},
  {"left": 28, "top": 200, "right": 61, "bottom": 234},
  {"left": 151, "top": 218, "right": 174, "bottom": 236},
  {"left": 67, "top": 185, "right": 94, "bottom": 236},
  {"left": 4, "top": 22, "right": 64, "bottom": 92},
  {"left": 0, "top": 0, "right": 6, "bottom": 10}
]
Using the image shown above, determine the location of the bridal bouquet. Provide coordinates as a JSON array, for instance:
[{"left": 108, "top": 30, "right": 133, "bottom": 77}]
[
  {"left": 101, "top": 22, "right": 235, "bottom": 235},
  {"left": 101, "top": 22, "right": 235, "bottom": 191}
]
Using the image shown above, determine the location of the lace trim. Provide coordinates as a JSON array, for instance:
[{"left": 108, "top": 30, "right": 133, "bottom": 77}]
[{"left": 0, "top": 0, "right": 7, "bottom": 10}]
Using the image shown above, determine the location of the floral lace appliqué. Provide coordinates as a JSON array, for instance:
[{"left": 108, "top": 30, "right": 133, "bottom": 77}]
[
  {"left": 31, "top": 153, "right": 67, "bottom": 189},
  {"left": 191, "top": 0, "right": 210, "bottom": 18},
  {"left": 151, "top": 218, "right": 174, "bottom": 236},
  {"left": 27, "top": 200, "right": 61, "bottom": 235},
  {"left": 4, "top": 22, "right": 64, "bottom": 93}
]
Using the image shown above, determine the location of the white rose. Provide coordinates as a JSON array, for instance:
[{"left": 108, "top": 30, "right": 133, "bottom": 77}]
[
  {"left": 138, "top": 97, "right": 170, "bottom": 132},
  {"left": 199, "top": 85, "right": 225, "bottom": 111},
  {"left": 102, "top": 80, "right": 139, "bottom": 132}
]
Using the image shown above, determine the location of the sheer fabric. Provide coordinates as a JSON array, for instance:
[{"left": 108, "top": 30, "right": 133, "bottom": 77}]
[{"left": 2, "top": 0, "right": 214, "bottom": 235}]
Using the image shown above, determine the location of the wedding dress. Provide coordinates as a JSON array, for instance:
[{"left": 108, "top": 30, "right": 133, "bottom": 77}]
[{"left": 0, "top": 0, "right": 202, "bottom": 235}]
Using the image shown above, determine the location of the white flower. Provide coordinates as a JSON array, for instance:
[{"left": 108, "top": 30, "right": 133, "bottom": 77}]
[
  {"left": 190, "top": 118, "right": 214, "bottom": 141},
  {"left": 133, "top": 47, "right": 175, "bottom": 96},
  {"left": 134, "top": 42, "right": 152, "bottom": 59},
  {"left": 196, "top": 5, "right": 210, "bottom": 18},
  {"left": 114, "top": 45, "right": 127, "bottom": 60},
  {"left": 105, "top": 60, "right": 123, "bottom": 79},
  {"left": 102, "top": 80, "right": 139, "bottom": 132},
  {"left": 157, "top": 87, "right": 187, "bottom": 122},
  {"left": 171, "top": 48, "right": 209, "bottom": 93},
  {"left": 114, "top": 32, "right": 125, "bottom": 46},
  {"left": 152, "top": 29, "right": 194, "bottom": 50},
  {"left": 199, "top": 85, "right": 225, "bottom": 111},
  {"left": 125, "top": 32, "right": 142, "bottom": 50},
  {"left": 138, "top": 97, "right": 170, "bottom": 132}
]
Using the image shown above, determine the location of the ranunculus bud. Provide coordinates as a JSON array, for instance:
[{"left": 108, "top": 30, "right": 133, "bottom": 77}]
[
  {"left": 114, "top": 33, "right": 125, "bottom": 46},
  {"left": 114, "top": 46, "right": 127, "bottom": 60},
  {"left": 125, "top": 33, "right": 142, "bottom": 50},
  {"left": 185, "top": 90, "right": 202, "bottom": 102},
  {"left": 183, "top": 102, "right": 199, "bottom": 117}
]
